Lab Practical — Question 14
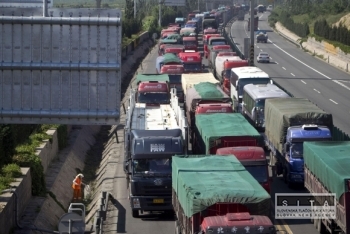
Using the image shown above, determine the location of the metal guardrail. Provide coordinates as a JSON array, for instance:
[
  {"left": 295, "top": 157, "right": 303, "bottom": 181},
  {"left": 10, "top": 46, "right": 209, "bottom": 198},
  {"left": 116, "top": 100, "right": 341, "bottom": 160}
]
[{"left": 94, "top": 191, "right": 110, "bottom": 234}]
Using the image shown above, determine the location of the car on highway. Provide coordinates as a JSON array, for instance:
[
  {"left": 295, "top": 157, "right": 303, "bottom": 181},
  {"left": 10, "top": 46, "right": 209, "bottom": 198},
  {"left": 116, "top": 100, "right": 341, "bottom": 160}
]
[
  {"left": 257, "top": 52, "right": 270, "bottom": 63},
  {"left": 267, "top": 5, "right": 273, "bottom": 11}
]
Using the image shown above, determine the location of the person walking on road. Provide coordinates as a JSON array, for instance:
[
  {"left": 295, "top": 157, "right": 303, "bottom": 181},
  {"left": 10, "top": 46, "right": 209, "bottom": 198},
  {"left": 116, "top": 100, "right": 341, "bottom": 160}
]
[{"left": 72, "top": 173, "right": 84, "bottom": 201}]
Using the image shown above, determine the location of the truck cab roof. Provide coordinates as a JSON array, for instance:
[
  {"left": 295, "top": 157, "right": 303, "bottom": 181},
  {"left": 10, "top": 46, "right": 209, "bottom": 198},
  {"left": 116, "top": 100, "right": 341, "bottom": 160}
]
[
  {"left": 287, "top": 125, "right": 332, "bottom": 140},
  {"left": 138, "top": 81, "right": 168, "bottom": 93},
  {"left": 202, "top": 213, "right": 274, "bottom": 234}
]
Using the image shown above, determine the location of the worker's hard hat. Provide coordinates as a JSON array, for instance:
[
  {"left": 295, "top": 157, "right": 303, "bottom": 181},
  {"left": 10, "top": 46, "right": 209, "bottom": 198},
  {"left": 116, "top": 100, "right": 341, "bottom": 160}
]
[{"left": 77, "top": 174, "right": 84, "bottom": 178}]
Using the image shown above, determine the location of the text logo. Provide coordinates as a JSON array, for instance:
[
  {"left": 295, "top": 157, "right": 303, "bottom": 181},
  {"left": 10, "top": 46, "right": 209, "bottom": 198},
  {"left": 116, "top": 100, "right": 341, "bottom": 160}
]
[
  {"left": 275, "top": 193, "right": 336, "bottom": 219},
  {"left": 150, "top": 144, "right": 165, "bottom": 152}
]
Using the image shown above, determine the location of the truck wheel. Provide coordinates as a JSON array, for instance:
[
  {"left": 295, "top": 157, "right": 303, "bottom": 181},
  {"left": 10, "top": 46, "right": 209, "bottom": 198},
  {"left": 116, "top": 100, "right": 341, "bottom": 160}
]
[{"left": 132, "top": 210, "right": 139, "bottom": 218}]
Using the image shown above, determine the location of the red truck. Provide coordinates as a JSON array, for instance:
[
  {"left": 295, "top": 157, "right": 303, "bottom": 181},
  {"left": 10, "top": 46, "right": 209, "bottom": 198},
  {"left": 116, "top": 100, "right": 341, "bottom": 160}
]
[
  {"left": 203, "top": 28, "right": 218, "bottom": 35},
  {"left": 135, "top": 74, "right": 174, "bottom": 104},
  {"left": 203, "top": 34, "right": 221, "bottom": 58},
  {"left": 205, "top": 36, "right": 227, "bottom": 59},
  {"left": 178, "top": 52, "right": 202, "bottom": 73},
  {"left": 160, "top": 64, "right": 185, "bottom": 103},
  {"left": 185, "top": 82, "right": 231, "bottom": 139},
  {"left": 182, "top": 37, "right": 198, "bottom": 51},
  {"left": 192, "top": 113, "right": 263, "bottom": 154},
  {"left": 208, "top": 44, "right": 232, "bottom": 70},
  {"left": 216, "top": 146, "right": 271, "bottom": 193},
  {"left": 164, "top": 45, "right": 185, "bottom": 56},
  {"left": 187, "top": 12, "right": 196, "bottom": 21},
  {"left": 173, "top": 155, "right": 277, "bottom": 234},
  {"left": 195, "top": 103, "right": 233, "bottom": 114},
  {"left": 304, "top": 141, "right": 350, "bottom": 234}
]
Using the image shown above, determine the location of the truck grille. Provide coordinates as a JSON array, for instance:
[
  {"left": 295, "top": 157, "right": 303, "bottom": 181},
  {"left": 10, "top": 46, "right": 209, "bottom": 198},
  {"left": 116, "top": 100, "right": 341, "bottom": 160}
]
[{"left": 143, "top": 185, "right": 172, "bottom": 196}]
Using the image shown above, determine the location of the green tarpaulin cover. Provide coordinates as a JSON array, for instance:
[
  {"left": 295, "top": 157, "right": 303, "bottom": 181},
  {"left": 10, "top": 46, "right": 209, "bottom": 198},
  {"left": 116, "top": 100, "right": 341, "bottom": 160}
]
[
  {"left": 304, "top": 141, "right": 350, "bottom": 200},
  {"left": 264, "top": 98, "right": 333, "bottom": 153},
  {"left": 195, "top": 113, "right": 262, "bottom": 153},
  {"left": 172, "top": 155, "right": 271, "bottom": 218},
  {"left": 195, "top": 82, "right": 224, "bottom": 98},
  {"left": 136, "top": 74, "right": 169, "bottom": 84}
]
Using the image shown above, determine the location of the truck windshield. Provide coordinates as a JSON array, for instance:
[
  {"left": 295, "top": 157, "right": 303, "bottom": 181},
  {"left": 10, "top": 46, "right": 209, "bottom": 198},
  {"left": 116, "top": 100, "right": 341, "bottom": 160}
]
[
  {"left": 184, "top": 63, "right": 202, "bottom": 71},
  {"left": 245, "top": 165, "right": 268, "bottom": 183},
  {"left": 238, "top": 78, "right": 270, "bottom": 97},
  {"left": 133, "top": 158, "right": 172, "bottom": 176},
  {"left": 211, "top": 41, "right": 226, "bottom": 45},
  {"left": 137, "top": 92, "right": 170, "bottom": 104},
  {"left": 183, "top": 41, "right": 197, "bottom": 46},
  {"left": 290, "top": 143, "right": 303, "bottom": 159}
]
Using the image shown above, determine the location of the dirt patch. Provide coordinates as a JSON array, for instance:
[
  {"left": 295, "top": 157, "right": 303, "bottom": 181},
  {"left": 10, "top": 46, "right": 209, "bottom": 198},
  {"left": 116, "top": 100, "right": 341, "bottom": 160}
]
[{"left": 333, "top": 13, "right": 350, "bottom": 29}]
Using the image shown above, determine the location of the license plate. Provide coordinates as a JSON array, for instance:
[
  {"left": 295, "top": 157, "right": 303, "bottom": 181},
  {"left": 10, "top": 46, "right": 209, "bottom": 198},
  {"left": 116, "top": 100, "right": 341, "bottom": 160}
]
[{"left": 153, "top": 199, "right": 164, "bottom": 203}]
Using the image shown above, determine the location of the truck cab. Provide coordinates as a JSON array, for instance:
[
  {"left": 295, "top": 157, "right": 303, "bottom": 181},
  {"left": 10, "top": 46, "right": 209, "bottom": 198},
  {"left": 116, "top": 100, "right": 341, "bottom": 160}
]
[
  {"left": 208, "top": 45, "right": 232, "bottom": 69},
  {"left": 137, "top": 81, "right": 170, "bottom": 104},
  {"left": 160, "top": 65, "right": 185, "bottom": 103},
  {"left": 178, "top": 52, "right": 202, "bottom": 73},
  {"left": 206, "top": 37, "right": 227, "bottom": 58},
  {"left": 124, "top": 129, "right": 184, "bottom": 218},
  {"left": 279, "top": 124, "right": 332, "bottom": 184},
  {"left": 164, "top": 45, "right": 185, "bottom": 56},
  {"left": 216, "top": 146, "right": 271, "bottom": 193},
  {"left": 182, "top": 37, "right": 198, "bottom": 51},
  {"left": 203, "top": 27, "right": 218, "bottom": 35},
  {"left": 203, "top": 34, "right": 221, "bottom": 58}
]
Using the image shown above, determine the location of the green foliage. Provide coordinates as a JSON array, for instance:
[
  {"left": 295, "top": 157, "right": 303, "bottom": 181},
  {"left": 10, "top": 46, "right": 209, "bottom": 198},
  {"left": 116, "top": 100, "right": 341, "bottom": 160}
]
[
  {"left": 2, "top": 164, "right": 22, "bottom": 178},
  {"left": 279, "top": 10, "right": 309, "bottom": 38}
]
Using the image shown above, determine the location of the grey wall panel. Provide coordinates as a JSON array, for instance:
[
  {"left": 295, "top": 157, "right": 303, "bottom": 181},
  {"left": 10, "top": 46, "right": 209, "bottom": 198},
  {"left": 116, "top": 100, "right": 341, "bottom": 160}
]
[{"left": 0, "top": 8, "right": 121, "bottom": 125}]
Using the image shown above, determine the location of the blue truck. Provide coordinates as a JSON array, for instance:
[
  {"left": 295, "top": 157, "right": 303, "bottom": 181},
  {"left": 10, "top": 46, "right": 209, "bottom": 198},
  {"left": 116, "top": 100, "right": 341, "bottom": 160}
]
[{"left": 264, "top": 98, "right": 333, "bottom": 186}]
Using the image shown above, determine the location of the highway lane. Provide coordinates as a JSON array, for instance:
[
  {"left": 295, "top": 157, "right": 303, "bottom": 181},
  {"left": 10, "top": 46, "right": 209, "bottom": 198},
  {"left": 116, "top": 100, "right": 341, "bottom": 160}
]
[{"left": 230, "top": 12, "right": 350, "bottom": 134}]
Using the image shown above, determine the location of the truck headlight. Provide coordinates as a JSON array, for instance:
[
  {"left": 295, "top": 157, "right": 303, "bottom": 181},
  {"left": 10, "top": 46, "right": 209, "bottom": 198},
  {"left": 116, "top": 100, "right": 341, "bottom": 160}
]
[{"left": 133, "top": 198, "right": 141, "bottom": 208}]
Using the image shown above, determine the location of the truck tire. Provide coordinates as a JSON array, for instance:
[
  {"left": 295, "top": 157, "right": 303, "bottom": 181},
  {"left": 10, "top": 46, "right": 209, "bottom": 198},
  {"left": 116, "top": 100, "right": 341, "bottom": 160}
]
[{"left": 132, "top": 210, "right": 139, "bottom": 218}]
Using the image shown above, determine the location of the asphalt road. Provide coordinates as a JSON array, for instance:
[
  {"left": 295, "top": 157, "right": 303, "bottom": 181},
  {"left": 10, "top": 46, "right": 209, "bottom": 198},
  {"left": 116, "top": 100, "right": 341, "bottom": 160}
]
[
  {"left": 231, "top": 12, "right": 350, "bottom": 135},
  {"left": 230, "top": 12, "right": 350, "bottom": 234}
]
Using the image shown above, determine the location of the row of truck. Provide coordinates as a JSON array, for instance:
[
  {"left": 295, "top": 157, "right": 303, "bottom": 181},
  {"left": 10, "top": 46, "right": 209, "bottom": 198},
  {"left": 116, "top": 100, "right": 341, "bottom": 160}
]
[{"left": 123, "top": 5, "right": 350, "bottom": 234}]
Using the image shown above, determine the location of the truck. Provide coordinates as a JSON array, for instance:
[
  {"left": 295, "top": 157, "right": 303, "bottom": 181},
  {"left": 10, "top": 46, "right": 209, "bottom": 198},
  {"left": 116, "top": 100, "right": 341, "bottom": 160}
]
[
  {"left": 181, "top": 73, "right": 219, "bottom": 97},
  {"left": 303, "top": 141, "right": 350, "bottom": 234},
  {"left": 192, "top": 113, "right": 263, "bottom": 154},
  {"left": 175, "top": 17, "right": 186, "bottom": 27},
  {"left": 256, "top": 31, "right": 268, "bottom": 43},
  {"left": 158, "top": 39, "right": 180, "bottom": 55},
  {"left": 208, "top": 44, "right": 232, "bottom": 70},
  {"left": 202, "top": 16, "right": 218, "bottom": 30},
  {"left": 163, "top": 45, "right": 185, "bottom": 56},
  {"left": 248, "top": 16, "right": 259, "bottom": 31},
  {"left": 160, "top": 65, "right": 185, "bottom": 103},
  {"left": 264, "top": 98, "right": 333, "bottom": 186},
  {"left": 216, "top": 146, "right": 271, "bottom": 193},
  {"left": 124, "top": 88, "right": 187, "bottom": 218},
  {"left": 237, "top": 9, "right": 245, "bottom": 20},
  {"left": 178, "top": 52, "right": 202, "bottom": 73},
  {"left": 203, "top": 33, "right": 221, "bottom": 57},
  {"left": 203, "top": 27, "right": 218, "bottom": 35},
  {"left": 185, "top": 82, "right": 232, "bottom": 137},
  {"left": 135, "top": 78, "right": 170, "bottom": 105},
  {"left": 156, "top": 53, "right": 183, "bottom": 74},
  {"left": 205, "top": 37, "right": 227, "bottom": 59},
  {"left": 214, "top": 55, "right": 248, "bottom": 83},
  {"left": 182, "top": 36, "right": 198, "bottom": 51},
  {"left": 242, "top": 84, "right": 290, "bottom": 129},
  {"left": 172, "top": 155, "right": 276, "bottom": 234}
]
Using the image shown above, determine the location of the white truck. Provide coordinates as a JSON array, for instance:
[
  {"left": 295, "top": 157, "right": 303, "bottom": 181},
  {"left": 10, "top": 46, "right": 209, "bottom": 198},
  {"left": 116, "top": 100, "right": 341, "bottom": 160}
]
[{"left": 181, "top": 73, "right": 219, "bottom": 96}]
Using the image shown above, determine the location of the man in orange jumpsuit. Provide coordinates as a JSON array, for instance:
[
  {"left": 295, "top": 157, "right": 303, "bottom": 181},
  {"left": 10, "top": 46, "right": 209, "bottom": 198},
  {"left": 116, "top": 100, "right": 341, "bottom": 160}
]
[{"left": 72, "top": 174, "right": 84, "bottom": 200}]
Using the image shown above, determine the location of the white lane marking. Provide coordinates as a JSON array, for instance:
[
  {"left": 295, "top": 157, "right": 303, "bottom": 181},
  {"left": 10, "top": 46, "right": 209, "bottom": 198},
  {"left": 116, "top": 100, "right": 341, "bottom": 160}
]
[
  {"left": 282, "top": 67, "right": 286, "bottom": 70},
  {"left": 330, "top": 99, "right": 338, "bottom": 104},
  {"left": 301, "top": 80, "right": 306, "bottom": 84},
  {"left": 275, "top": 62, "right": 279, "bottom": 64},
  {"left": 333, "top": 80, "right": 350, "bottom": 91},
  {"left": 314, "top": 89, "right": 321, "bottom": 93},
  {"left": 291, "top": 73, "right": 295, "bottom": 76},
  {"left": 272, "top": 43, "right": 332, "bottom": 80}
]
